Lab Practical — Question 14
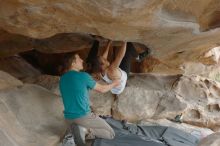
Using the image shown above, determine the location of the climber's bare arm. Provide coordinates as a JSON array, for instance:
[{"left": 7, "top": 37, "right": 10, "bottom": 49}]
[
  {"left": 110, "top": 42, "right": 126, "bottom": 68},
  {"left": 102, "top": 40, "right": 112, "bottom": 59}
]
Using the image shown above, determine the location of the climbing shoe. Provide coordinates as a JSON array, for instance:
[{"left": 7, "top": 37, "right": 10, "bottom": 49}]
[
  {"left": 60, "top": 133, "right": 75, "bottom": 146},
  {"left": 72, "top": 125, "right": 86, "bottom": 146},
  {"left": 136, "top": 48, "right": 151, "bottom": 62}
]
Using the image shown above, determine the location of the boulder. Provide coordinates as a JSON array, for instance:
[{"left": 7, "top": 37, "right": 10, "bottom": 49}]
[
  {"left": 33, "top": 33, "right": 93, "bottom": 53},
  {"left": 0, "top": 30, "right": 33, "bottom": 57},
  {"left": 89, "top": 74, "right": 220, "bottom": 130},
  {"left": 0, "top": 55, "right": 41, "bottom": 80},
  {"left": 0, "top": 84, "right": 64, "bottom": 146},
  {"left": 1, "top": 0, "right": 220, "bottom": 74},
  {"left": 23, "top": 74, "right": 60, "bottom": 95},
  {"left": 0, "top": 70, "right": 23, "bottom": 90},
  {"left": 173, "top": 75, "right": 220, "bottom": 130}
]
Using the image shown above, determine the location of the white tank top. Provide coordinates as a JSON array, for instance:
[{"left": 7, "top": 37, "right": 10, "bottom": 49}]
[{"left": 101, "top": 68, "right": 127, "bottom": 95}]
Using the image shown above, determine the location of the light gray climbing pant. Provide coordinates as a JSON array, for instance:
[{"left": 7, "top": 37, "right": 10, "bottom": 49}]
[{"left": 66, "top": 113, "right": 115, "bottom": 140}]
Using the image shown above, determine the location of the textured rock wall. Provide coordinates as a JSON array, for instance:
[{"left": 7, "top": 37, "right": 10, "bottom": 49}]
[
  {"left": 1, "top": 0, "right": 220, "bottom": 74},
  {"left": 99, "top": 74, "right": 220, "bottom": 131},
  {"left": 1, "top": 70, "right": 220, "bottom": 145},
  {"left": 36, "top": 72, "right": 220, "bottom": 131},
  {"left": 1, "top": 0, "right": 220, "bottom": 38},
  {"left": 1, "top": 1, "right": 220, "bottom": 145},
  {"left": 0, "top": 71, "right": 64, "bottom": 146}
]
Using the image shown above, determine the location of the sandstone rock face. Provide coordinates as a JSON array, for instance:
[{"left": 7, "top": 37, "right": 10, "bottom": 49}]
[
  {"left": 181, "top": 62, "right": 220, "bottom": 81},
  {"left": 1, "top": 1, "right": 220, "bottom": 143},
  {"left": 33, "top": 33, "right": 93, "bottom": 53},
  {"left": 90, "top": 74, "right": 220, "bottom": 131},
  {"left": 112, "top": 74, "right": 184, "bottom": 121},
  {"left": 38, "top": 72, "right": 220, "bottom": 130},
  {"left": 90, "top": 90, "right": 114, "bottom": 116},
  {"left": 173, "top": 75, "right": 220, "bottom": 129},
  {"left": 1, "top": 71, "right": 220, "bottom": 146},
  {"left": 0, "top": 30, "right": 94, "bottom": 57},
  {"left": 0, "top": 30, "right": 33, "bottom": 57},
  {"left": 1, "top": 0, "right": 220, "bottom": 38},
  {"left": 0, "top": 82, "right": 64, "bottom": 146},
  {"left": 0, "top": 55, "right": 41, "bottom": 79},
  {"left": 26, "top": 72, "right": 220, "bottom": 131},
  {"left": 1, "top": 0, "right": 220, "bottom": 74},
  {"left": 23, "top": 74, "right": 60, "bottom": 95},
  {"left": 198, "top": 132, "right": 220, "bottom": 146},
  {"left": 0, "top": 70, "right": 23, "bottom": 90}
]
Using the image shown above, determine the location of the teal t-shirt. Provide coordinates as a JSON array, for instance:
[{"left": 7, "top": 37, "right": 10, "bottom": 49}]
[{"left": 59, "top": 70, "right": 96, "bottom": 119}]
